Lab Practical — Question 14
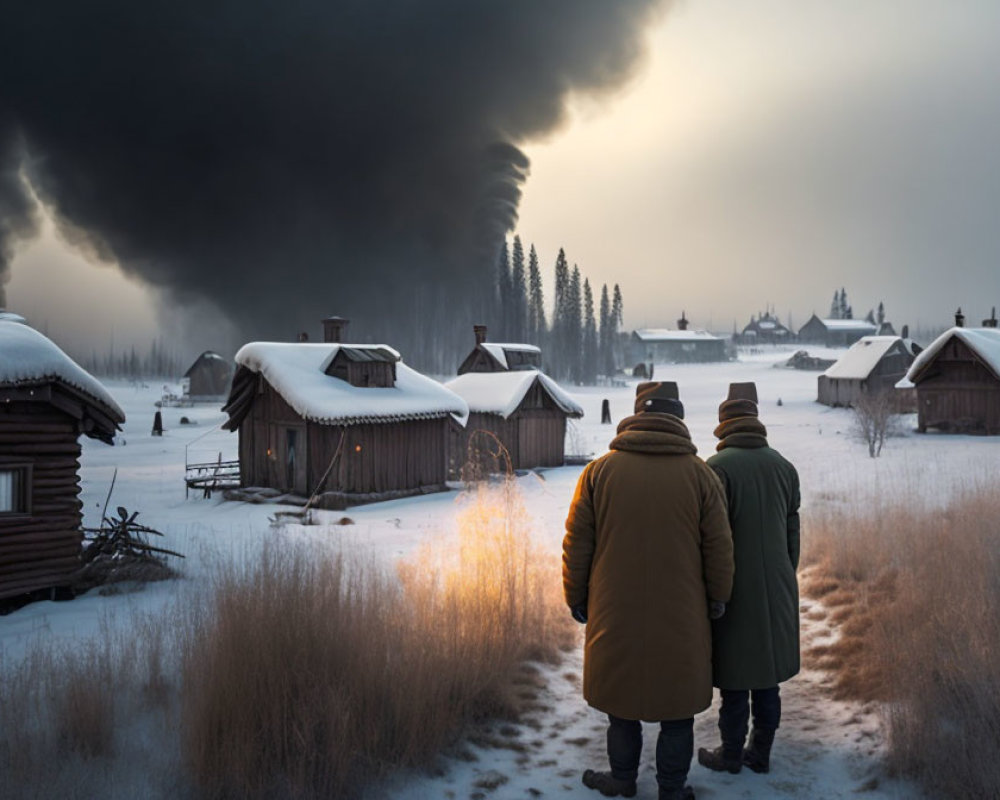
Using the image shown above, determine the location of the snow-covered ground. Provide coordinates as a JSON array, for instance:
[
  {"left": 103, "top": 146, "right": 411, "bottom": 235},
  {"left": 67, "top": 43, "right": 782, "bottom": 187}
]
[{"left": 5, "top": 345, "right": 996, "bottom": 798}]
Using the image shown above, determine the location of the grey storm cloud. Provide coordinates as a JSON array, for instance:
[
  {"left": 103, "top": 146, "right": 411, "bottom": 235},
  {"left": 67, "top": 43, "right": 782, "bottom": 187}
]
[{"left": 0, "top": 1, "right": 667, "bottom": 366}]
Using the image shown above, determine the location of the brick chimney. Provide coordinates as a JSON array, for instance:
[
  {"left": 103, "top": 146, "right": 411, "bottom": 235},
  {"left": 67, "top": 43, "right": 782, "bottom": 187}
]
[
  {"left": 474, "top": 324, "right": 488, "bottom": 345},
  {"left": 955, "top": 308, "right": 965, "bottom": 328},
  {"left": 982, "top": 307, "right": 998, "bottom": 328},
  {"left": 677, "top": 311, "right": 689, "bottom": 331},
  {"left": 322, "top": 316, "right": 349, "bottom": 343}
]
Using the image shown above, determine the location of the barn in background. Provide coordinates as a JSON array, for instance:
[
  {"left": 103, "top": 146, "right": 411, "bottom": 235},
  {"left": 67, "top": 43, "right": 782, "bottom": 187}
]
[
  {"left": 903, "top": 309, "right": 1000, "bottom": 434},
  {"left": 446, "top": 325, "right": 583, "bottom": 476},
  {"left": 797, "top": 314, "right": 879, "bottom": 346},
  {"left": 740, "top": 311, "right": 793, "bottom": 345},
  {"left": 630, "top": 313, "right": 727, "bottom": 364},
  {"left": 0, "top": 318, "right": 125, "bottom": 601},
  {"left": 182, "top": 351, "right": 232, "bottom": 401},
  {"left": 817, "top": 335, "right": 921, "bottom": 408},
  {"left": 222, "top": 319, "right": 467, "bottom": 507}
]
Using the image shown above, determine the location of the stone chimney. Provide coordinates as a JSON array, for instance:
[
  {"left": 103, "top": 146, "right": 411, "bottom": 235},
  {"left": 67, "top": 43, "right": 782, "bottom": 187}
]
[
  {"left": 677, "top": 311, "right": 689, "bottom": 331},
  {"left": 322, "top": 316, "right": 349, "bottom": 343},
  {"left": 474, "top": 324, "right": 488, "bottom": 345},
  {"left": 982, "top": 307, "right": 998, "bottom": 328},
  {"left": 955, "top": 308, "right": 965, "bottom": 328}
]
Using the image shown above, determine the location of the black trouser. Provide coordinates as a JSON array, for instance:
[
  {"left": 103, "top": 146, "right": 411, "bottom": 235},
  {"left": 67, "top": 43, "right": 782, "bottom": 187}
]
[
  {"left": 718, "top": 686, "right": 781, "bottom": 755},
  {"left": 607, "top": 715, "right": 694, "bottom": 792}
]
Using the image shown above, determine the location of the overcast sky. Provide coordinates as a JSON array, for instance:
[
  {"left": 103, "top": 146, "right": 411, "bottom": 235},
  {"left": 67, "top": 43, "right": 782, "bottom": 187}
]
[{"left": 7, "top": 0, "right": 1000, "bottom": 351}]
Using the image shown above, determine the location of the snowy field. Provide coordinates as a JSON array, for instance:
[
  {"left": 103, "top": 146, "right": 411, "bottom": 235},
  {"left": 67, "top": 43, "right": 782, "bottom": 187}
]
[{"left": 4, "top": 345, "right": 996, "bottom": 799}]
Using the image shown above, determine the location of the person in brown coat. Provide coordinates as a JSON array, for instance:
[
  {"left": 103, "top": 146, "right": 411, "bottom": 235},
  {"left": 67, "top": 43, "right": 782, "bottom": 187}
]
[{"left": 563, "top": 381, "right": 734, "bottom": 800}]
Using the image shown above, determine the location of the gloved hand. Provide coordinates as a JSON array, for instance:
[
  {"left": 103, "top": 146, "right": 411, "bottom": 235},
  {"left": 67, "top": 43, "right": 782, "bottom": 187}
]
[
  {"left": 709, "top": 601, "right": 726, "bottom": 620},
  {"left": 571, "top": 604, "right": 588, "bottom": 624}
]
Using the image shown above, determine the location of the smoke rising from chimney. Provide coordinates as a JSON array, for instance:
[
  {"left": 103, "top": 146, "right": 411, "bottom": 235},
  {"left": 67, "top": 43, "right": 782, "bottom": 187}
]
[{"left": 0, "top": 1, "right": 668, "bottom": 366}]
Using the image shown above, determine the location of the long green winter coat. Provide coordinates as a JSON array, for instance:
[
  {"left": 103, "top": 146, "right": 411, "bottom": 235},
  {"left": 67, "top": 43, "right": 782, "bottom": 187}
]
[
  {"left": 563, "top": 413, "right": 734, "bottom": 722},
  {"left": 706, "top": 423, "right": 801, "bottom": 690}
]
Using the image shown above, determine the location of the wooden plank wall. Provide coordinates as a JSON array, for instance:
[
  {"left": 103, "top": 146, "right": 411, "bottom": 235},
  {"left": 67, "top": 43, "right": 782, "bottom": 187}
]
[
  {"left": 917, "top": 339, "right": 1000, "bottom": 433},
  {"left": 0, "top": 402, "right": 83, "bottom": 600}
]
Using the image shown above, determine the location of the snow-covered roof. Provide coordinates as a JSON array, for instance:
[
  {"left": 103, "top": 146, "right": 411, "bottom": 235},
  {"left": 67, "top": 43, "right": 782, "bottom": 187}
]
[
  {"left": 445, "top": 370, "right": 583, "bottom": 423},
  {"left": 0, "top": 311, "right": 27, "bottom": 324},
  {"left": 817, "top": 319, "right": 879, "bottom": 332},
  {"left": 233, "top": 342, "right": 467, "bottom": 425},
  {"left": 905, "top": 327, "right": 1000, "bottom": 384},
  {"left": 822, "top": 336, "right": 906, "bottom": 380},
  {"left": 0, "top": 320, "right": 125, "bottom": 424},
  {"left": 480, "top": 342, "right": 540, "bottom": 369},
  {"left": 633, "top": 328, "right": 721, "bottom": 342}
]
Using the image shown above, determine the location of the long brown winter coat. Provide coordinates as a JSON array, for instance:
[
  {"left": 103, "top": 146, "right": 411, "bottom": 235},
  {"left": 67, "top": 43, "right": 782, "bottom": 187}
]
[{"left": 563, "top": 413, "right": 734, "bottom": 722}]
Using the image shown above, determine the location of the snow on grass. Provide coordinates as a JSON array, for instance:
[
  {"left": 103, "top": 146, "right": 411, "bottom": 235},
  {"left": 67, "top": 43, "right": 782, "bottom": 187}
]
[{"left": 5, "top": 344, "right": 990, "bottom": 797}]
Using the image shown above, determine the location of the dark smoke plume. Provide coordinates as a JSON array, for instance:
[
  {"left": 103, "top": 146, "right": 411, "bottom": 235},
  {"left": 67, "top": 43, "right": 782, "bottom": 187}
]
[{"left": 0, "top": 1, "right": 666, "bottom": 369}]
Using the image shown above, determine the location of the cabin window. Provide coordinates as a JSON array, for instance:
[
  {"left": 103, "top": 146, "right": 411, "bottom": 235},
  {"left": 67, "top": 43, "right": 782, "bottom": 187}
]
[{"left": 0, "top": 465, "right": 30, "bottom": 515}]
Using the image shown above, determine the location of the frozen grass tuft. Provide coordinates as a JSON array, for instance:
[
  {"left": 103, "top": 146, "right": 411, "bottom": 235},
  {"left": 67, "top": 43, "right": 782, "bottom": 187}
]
[
  {"left": 802, "top": 486, "right": 1000, "bottom": 798},
  {"left": 179, "top": 477, "right": 573, "bottom": 798}
]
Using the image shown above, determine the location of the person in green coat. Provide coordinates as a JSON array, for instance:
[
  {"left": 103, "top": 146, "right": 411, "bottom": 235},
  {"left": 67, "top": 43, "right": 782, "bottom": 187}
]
[{"left": 697, "top": 382, "right": 800, "bottom": 776}]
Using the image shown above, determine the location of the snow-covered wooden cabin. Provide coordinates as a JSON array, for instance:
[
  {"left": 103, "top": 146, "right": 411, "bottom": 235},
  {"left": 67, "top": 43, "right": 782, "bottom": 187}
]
[
  {"left": 222, "top": 319, "right": 467, "bottom": 506},
  {"left": 446, "top": 326, "right": 583, "bottom": 475},
  {"left": 902, "top": 313, "right": 1000, "bottom": 434},
  {"left": 797, "top": 315, "right": 879, "bottom": 347},
  {"left": 182, "top": 351, "right": 232, "bottom": 401},
  {"left": 457, "top": 325, "right": 542, "bottom": 374},
  {"left": 817, "top": 335, "right": 921, "bottom": 408},
  {"left": 0, "top": 318, "right": 125, "bottom": 601},
  {"left": 740, "top": 311, "right": 793, "bottom": 345},
  {"left": 629, "top": 312, "right": 726, "bottom": 364}
]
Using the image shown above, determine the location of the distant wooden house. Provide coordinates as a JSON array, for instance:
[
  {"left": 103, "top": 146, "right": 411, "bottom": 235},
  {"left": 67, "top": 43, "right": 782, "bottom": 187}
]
[
  {"left": 797, "top": 314, "right": 879, "bottom": 346},
  {"left": 446, "top": 326, "right": 583, "bottom": 475},
  {"left": 222, "top": 318, "right": 467, "bottom": 506},
  {"left": 182, "top": 351, "right": 232, "bottom": 401},
  {"left": 817, "top": 336, "right": 921, "bottom": 408},
  {"left": 630, "top": 312, "right": 726, "bottom": 364},
  {"left": 457, "top": 325, "right": 542, "bottom": 374},
  {"left": 0, "top": 319, "right": 125, "bottom": 601},
  {"left": 902, "top": 312, "right": 1000, "bottom": 434},
  {"left": 740, "top": 311, "right": 793, "bottom": 345}
]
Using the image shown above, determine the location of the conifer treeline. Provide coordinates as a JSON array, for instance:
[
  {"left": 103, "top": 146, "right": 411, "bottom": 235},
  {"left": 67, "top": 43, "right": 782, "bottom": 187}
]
[
  {"left": 76, "top": 339, "right": 185, "bottom": 380},
  {"left": 492, "top": 235, "right": 624, "bottom": 383}
]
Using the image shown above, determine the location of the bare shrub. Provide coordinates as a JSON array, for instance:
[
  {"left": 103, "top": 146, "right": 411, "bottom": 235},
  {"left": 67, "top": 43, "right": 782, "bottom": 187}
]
[
  {"left": 181, "top": 479, "right": 573, "bottom": 799},
  {"left": 851, "top": 390, "right": 899, "bottom": 457},
  {"left": 802, "top": 488, "right": 1000, "bottom": 797}
]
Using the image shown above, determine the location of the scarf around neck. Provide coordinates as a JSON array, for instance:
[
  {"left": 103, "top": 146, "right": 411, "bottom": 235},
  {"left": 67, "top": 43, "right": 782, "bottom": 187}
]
[{"left": 713, "top": 416, "right": 768, "bottom": 451}]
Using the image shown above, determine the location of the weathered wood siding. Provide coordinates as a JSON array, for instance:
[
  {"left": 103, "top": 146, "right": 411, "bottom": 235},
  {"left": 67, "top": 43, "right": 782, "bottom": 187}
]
[
  {"left": 0, "top": 403, "right": 83, "bottom": 600},
  {"left": 449, "top": 380, "right": 571, "bottom": 476},
  {"left": 237, "top": 378, "right": 450, "bottom": 494},
  {"left": 916, "top": 338, "right": 1000, "bottom": 434},
  {"left": 816, "top": 343, "right": 916, "bottom": 408}
]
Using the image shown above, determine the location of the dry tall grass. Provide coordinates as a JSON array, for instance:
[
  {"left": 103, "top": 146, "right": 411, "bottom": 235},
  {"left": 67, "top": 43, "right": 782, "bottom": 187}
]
[
  {"left": 802, "top": 487, "right": 1000, "bottom": 798},
  {"left": 180, "top": 477, "right": 573, "bottom": 799}
]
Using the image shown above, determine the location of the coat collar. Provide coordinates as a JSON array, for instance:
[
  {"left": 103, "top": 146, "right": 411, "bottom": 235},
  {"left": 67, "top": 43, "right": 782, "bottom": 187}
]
[{"left": 610, "top": 413, "right": 698, "bottom": 455}]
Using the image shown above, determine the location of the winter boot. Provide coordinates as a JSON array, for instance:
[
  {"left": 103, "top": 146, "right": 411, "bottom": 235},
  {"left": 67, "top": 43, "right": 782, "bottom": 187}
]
[
  {"left": 697, "top": 745, "right": 742, "bottom": 774},
  {"left": 582, "top": 769, "right": 637, "bottom": 798},
  {"left": 658, "top": 786, "right": 696, "bottom": 800},
  {"left": 742, "top": 728, "right": 775, "bottom": 774}
]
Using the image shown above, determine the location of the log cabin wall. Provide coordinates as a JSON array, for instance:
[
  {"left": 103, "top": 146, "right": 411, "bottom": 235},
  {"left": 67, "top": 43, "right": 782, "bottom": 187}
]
[
  {"left": 0, "top": 402, "right": 83, "bottom": 600},
  {"left": 916, "top": 338, "right": 1000, "bottom": 434}
]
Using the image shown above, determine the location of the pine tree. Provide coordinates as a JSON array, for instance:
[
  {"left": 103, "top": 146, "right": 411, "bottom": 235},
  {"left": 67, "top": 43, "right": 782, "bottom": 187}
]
[
  {"left": 599, "top": 283, "right": 612, "bottom": 377},
  {"left": 528, "top": 244, "right": 545, "bottom": 345},
  {"left": 552, "top": 249, "right": 570, "bottom": 375},
  {"left": 510, "top": 236, "right": 528, "bottom": 341},
  {"left": 495, "top": 240, "right": 511, "bottom": 338},
  {"left": 611, "top": 283, "right": 624, "bottom": 372},
  {"left": 830, "top": 290, "right": 840, "bottom": 319},
  {"left": 839, "top": 288, "right": 849, "bottom": 319},
  {"left": 568, "top": 266, "right": 583, "bottom": 382},
  {"left": 877, "top": 301, "right": 885, "bottom": 326},
  {"left": 583, "top": 279, "right": 598, "bottom": 384}
]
